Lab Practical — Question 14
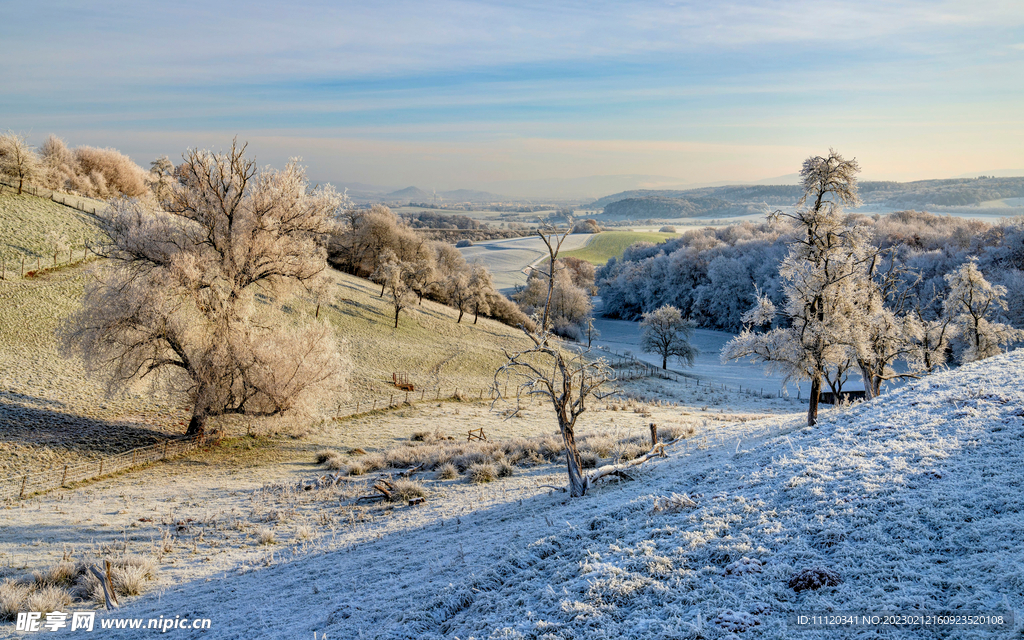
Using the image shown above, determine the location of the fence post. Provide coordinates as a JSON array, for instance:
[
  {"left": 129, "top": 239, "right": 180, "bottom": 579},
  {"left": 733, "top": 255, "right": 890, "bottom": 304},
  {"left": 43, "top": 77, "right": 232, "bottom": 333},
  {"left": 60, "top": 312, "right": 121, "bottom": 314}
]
[
  {"left": 163, "top": 440, "right": 169, "bottom": 459},
  {"left": 20, "top": 475, "right": 27, "bottom": 499},
  {"left": 99, "top": 460, "right": 103, "bottom": 476},
  {"left": 389, "top": 393, "right": 394, "bottom": 407},
  {"left": 372, "top": 399, "right": 376, "bottom": 411},
  {"left": 61, "top": 465, "right": 68, "bottom": 487}
]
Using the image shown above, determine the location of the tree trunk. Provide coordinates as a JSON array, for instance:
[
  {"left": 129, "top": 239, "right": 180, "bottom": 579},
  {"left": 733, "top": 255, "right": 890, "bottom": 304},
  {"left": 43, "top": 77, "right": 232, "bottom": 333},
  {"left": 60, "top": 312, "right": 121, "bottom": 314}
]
[
  {"left": 859, "top": 364, "right": 877, "bottom": 400},
  {"left": 807, "top": 376, "right": 821, "bottom": 426},
  {"left": 185, "top": 411, "right": 207, "bottom": 438},
  {"left": 457, "top": 309, "right": 464, "bottom": 323},
  {"left": 474, "top": 303, "right": 479, "bottom": 324},
  {"left": 380, "top": 283, "right": 386, "bottom": 297},
  {"left": 662, "top": 355, "right": 667, "bottom": 370},
  {"left": 560, "top": 419, "right": 587, "bottom": 497},
  {"left": 394, "top": 306, "right": 400, "bottom": 328}
]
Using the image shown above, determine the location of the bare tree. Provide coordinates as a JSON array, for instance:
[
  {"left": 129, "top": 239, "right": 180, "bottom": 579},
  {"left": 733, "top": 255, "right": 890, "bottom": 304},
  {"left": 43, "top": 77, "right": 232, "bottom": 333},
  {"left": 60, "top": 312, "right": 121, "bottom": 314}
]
[
  {"left": 0, "top": 132, "right": 40, "bottom": 195},
  {"left": 495, "top": 221, "right": 616, "bottom": 497},
  {"left": 640, "top": 304, "right": 698, "bottom": 369},
  {"left": 60, "top": 141, "right": 348, "bottom": 437}
]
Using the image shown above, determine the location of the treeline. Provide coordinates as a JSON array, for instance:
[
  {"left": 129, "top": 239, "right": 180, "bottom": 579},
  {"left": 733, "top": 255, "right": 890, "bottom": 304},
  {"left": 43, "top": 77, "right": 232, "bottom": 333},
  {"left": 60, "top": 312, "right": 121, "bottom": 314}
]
[
  {"left": 598, "top": 210, "right": 1024, "bottom": 342},
  {"left": 328, "top": 205, "right": 532, "bottom": 329},
  {"left": 0, "top": 132, "right": 151, "bottom": 199}
]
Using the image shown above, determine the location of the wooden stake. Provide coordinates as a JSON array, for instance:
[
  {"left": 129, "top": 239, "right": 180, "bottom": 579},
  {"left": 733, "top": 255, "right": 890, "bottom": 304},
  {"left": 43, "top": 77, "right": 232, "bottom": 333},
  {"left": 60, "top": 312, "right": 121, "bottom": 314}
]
[
  {"left": 20, "top": 475, "right": 27, "bottom": 499},
  {"left": 61, "top": 465, "right": 68, "bottom": 487}
]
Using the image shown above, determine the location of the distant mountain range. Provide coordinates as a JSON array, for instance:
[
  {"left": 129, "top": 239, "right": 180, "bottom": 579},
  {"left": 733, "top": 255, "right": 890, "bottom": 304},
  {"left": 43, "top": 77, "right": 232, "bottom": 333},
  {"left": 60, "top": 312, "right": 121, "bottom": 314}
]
[{"left": 589, "top": 176, "right": 1024, "bottom": 220}]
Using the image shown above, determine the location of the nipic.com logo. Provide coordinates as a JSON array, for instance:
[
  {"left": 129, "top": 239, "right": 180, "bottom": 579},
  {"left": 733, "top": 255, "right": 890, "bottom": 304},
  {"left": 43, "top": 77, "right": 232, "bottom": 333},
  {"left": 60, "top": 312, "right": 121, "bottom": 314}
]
[{"left": 16, "top": 611, "right": 213, "bottom": 632}]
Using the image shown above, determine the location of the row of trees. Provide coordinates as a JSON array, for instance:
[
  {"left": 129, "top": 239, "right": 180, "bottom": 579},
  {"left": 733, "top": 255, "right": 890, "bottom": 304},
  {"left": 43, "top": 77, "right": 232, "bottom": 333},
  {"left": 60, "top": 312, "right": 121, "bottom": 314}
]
[
  {"left": 328, "top": 204, "right": 531, "bottom": 329},
  {"left": 720, "top": 150, "right": 1022, "bottom": 425},
  {"left": 0, "top": 132, "right": 151, "bottom": 199}
]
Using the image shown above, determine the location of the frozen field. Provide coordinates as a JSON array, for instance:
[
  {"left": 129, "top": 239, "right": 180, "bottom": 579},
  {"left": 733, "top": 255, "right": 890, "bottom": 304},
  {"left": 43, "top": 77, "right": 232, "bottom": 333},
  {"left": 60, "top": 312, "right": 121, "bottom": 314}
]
[
  {"left": 45, "top": 350, "right": 1024, "bottom": 639},
  {"left": 590, "top": 298, "right": 821, "bottom": 398},
  {"left": 458, "top": 233, "right": 594, "bottom": 292}
]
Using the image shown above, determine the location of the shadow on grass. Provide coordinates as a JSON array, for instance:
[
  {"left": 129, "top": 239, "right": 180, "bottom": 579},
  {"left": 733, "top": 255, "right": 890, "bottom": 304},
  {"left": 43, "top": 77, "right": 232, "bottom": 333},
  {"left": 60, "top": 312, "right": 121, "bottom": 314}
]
[{"left": 0, "top": 400, "right": 177, "bottom": 456}]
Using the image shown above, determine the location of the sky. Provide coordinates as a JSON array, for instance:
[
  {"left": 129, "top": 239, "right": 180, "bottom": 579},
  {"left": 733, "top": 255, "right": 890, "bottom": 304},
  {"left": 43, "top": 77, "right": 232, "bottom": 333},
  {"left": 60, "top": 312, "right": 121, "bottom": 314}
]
[{"left": 2, "top": 0, "right": 1023, "bottom": 198}]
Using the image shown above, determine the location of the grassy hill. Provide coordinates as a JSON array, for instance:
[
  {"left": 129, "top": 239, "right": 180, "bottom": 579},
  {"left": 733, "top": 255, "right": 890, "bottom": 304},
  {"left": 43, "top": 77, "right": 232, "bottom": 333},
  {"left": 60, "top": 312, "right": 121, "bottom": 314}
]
[
  {"left": 0, "top": 190, "right": 105, "bottom": 269},
  {"left": 0, "top": 193, "right": 534, "bottom": 478},
  {"left": 559, "top": 230, "right": 677, "bottom": 265}
]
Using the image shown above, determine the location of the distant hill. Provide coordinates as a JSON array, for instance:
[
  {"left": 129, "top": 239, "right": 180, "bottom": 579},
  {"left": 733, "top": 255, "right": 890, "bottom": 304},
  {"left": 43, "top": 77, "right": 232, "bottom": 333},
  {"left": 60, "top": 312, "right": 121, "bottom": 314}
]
[
  {"left": 591, "top": 176, "right": 1024, "bottom": 218},
  {"left": 387, "top": 186, "right": 432, "bottom": 201}
]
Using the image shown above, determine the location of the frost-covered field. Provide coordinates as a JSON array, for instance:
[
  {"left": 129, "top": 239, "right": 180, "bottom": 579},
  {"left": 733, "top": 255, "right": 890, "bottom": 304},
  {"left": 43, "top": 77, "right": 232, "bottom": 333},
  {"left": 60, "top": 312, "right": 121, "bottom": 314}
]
[
  {"left": 458, "top": 234, "right": 594, "bottom": 292},
  {"left": 50, "top": 350, "right": 1024, "bottom": 639}
]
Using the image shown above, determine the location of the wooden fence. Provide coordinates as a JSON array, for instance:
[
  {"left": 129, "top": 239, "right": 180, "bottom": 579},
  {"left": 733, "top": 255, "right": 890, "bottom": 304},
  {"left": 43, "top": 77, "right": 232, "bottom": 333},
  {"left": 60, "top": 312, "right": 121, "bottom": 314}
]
[
  {"left": 0, "top": 179, "right": 109, "bottom": 217},
  {"left": 0, "top": 435, "right": 207, "bottom": 502}
]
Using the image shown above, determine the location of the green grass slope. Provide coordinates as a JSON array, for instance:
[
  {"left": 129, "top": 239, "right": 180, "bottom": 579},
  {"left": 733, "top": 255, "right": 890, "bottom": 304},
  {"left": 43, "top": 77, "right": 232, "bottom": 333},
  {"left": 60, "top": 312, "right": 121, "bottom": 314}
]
[
  {"left": 559, "top": 230, "right": 676, "bottom": 265},
  {"left": 0, "top": 193, "right": 535, "bottom": 478}
]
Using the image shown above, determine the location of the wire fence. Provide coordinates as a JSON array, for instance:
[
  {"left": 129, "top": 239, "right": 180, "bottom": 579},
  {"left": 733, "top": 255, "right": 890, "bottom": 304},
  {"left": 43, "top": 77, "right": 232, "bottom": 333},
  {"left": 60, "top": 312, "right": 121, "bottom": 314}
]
[{"left": 0, "top": 179, "right": 109, "bottom": 217}]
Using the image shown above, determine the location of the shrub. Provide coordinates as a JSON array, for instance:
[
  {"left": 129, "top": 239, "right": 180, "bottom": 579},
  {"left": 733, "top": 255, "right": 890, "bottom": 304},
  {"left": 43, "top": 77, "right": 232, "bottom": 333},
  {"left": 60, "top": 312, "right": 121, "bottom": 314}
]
[
  {"left": 659, "top": 225, "right": 677, "bottom": 233},
  {"left": 347, "top": 461, "right": 365, "bottom": 476},
  {"left": 467, "top": 462, "right": 497, "bottom": 483},
  {"left": 580, "top": 451, "right": 600, "bottom": 469},
  {"left": 455, "top": 239, "right": 473, "bottom": 248},
  {"left": 296, "top": 525, "right": 313, "bottom": 541},
  {"left": 571, "top": 219, "right": 601, "bottom": 234}
]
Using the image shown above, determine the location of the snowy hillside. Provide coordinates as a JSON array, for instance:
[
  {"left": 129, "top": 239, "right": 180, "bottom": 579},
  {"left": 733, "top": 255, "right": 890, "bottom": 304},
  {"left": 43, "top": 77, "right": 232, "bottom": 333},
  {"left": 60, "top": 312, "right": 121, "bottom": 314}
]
[{"left": 83, "top": 351, "right": 1024, "bottom": 639}]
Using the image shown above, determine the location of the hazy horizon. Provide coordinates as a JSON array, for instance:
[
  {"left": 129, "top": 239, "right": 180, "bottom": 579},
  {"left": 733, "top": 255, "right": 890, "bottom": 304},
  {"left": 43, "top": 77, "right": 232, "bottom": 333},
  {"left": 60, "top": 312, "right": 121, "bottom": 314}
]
[{"left": 3, "top": 1, "right": 1023, "bottom": 199}]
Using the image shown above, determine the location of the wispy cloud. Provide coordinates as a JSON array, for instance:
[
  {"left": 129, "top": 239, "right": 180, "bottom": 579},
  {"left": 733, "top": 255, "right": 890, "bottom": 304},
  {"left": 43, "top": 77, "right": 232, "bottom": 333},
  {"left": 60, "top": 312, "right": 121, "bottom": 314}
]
[{"left": 2, "top": 1, "right": 1022, "bottom": 192}]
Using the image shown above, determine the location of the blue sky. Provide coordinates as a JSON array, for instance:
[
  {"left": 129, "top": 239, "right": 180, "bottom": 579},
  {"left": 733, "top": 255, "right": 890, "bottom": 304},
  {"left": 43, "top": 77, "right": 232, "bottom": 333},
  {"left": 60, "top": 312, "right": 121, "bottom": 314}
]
[{"left": 2, "top": 0, "right": 1022, "bottom": 196}]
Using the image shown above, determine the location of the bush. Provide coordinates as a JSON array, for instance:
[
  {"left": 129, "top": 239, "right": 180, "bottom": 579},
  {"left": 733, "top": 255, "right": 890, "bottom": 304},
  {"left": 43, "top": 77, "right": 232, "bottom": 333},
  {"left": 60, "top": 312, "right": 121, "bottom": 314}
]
[
  {"left": 323, "top": 456, "right": 346, "bottom": 471},
  {"left": 110, "top": 565, "right": 149, "bottom": 597},
  {"left": 455, "top": 239, "right": 473, "bottom": 248},
  {"left": 572, "top": 219, "right": 601, "bottom": 234},
  {"left": 315, "top": 449, "right": 338, "bottom": 464},
  {"left": 659, "top": 225, "right": 677, "bottom": 233}
]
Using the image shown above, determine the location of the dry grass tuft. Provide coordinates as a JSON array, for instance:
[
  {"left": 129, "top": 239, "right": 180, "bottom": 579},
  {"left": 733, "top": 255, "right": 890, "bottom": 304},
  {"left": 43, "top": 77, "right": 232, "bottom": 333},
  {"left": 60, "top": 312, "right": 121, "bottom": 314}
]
[
  {"left": 496, "top": 458, "right": 516, "bottom": 478},
  {"left": 436, "top": 462, "right": 459, "bottom": 480},
  {"left": 390, "top": 479, "right": 427, "bottom": 501},
  {"left": 110, "top": 565, "right": 149, "bottom": 597},
  {"left": 32, "top": 561, "right": 79, "bottom": 588},
  {"left": 467, "top": 462, "right": 498, "bottom": 483},
  {"left": 0, "top": 580, "right": 32, "bottom": 621},
  {"left": 315, "top": 449, "right": 338, "bottom": 464},
  {"left": 323, "top": 456, "right": 346, "bottom": 471},
  {"left": 25, "top": 586, "right": 73, "bottom": 614},
  {"left": 258, "top": 528, "right": 277, "bottom": 545}
]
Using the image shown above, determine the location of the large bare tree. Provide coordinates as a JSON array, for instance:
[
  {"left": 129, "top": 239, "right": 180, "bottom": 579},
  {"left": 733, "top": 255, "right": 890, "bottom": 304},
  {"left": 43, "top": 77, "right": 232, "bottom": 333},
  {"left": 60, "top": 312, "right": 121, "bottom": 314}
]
[{"left": 60, "top": 141, "right": 348, "bottom": 437}]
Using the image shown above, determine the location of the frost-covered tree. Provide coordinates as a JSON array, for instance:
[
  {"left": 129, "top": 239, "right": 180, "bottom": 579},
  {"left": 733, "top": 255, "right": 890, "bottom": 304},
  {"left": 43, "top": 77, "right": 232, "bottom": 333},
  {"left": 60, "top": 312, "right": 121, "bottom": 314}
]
[
  {"left": 374, "top": 250, "right": 416, "bottom": 328},
  {"left": 0, "top": 132, "right": 40, "bottom": 195},
  {"left": 943, "top": 258, "right": 1022, "bottom": 363},
  {"left": 468, "top": 264, "right": 494, "bottom": 324},
  {"left": 60, "top": 141, "right": 348, "bottom": 437},
  {"left": 723, "top": 149, "right": 868, "bottom": 426},
  {"left": 639, "top": 305, "right": 697, "bottom": 369}
]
